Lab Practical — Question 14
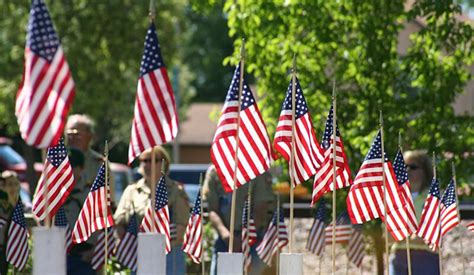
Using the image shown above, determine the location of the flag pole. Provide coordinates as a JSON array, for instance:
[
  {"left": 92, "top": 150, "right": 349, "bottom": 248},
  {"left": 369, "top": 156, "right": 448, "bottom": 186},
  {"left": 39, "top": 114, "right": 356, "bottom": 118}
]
[
  {"left": 276, "top": 194, "right": 281, "bottom": 275},
  {"left": 244, "top": 182, "right": 252, "bottom": 275},
  {"left": 104, "top": 140, "right": 109, "bottom": 275},
  {"left": 398, "top": 132, "right": 412, "bottom": 275},
  {"left": 319, "top": 255, "right": 323, "bottom": 275},
  {"left": 288, "top": 53, "right": 297, "bottom": 253},
  {"left": 331, "top": 81, "right": 337, "bottom": 275},
  {"left": 433, "top": 152, "right": 443, "bottom": 275},
  {"left": 229, "top": 39, "right": 246, "bottom": 253},
  {"left": 379, "top": 111, "right": 389, "bottom": 275},
  {"left": 41, "top": 148, "right": 51, "bottom": 228},
  {"left": 200, "top": 173, "right": 205, "bottom": 275},
  {"left": 451, "top": 162, "right": 465, "bottom": 274}
]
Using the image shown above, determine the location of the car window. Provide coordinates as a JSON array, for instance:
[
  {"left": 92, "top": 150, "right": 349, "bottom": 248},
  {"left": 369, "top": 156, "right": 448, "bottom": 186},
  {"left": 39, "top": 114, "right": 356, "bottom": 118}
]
[{"left": 0, "top": 145, "right": 25, "bottom": 166}]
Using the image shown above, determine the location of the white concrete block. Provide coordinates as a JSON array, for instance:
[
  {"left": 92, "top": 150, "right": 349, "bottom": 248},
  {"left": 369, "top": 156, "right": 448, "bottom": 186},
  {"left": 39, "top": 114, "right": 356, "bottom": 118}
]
[
  {"left": 33, "top": 227, "right": 66, "bottom": 275},
  {"left": 137, "top": 233, "right": 166, "bottom": 275},
  {"left": 279, "top": 253, "right": 303, "bottom": 275},
  {"left": 217, "top": 252, "right": 243, "bottom": 275}
]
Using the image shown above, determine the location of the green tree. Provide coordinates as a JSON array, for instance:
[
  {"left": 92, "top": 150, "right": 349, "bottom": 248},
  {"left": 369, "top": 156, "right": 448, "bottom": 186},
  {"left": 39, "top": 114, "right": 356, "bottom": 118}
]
[{"left": 222, "top": 0, "right": 473, "bottom": 273}]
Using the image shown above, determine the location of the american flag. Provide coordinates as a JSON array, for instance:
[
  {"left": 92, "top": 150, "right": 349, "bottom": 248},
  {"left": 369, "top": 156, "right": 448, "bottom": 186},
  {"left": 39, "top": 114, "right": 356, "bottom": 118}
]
[
  {"left": 346, "top": 130, "right": 408, "bottom": 241},
  {"left": 32, "top": 138, "right": 75, "bottom": 220},
  {"left": 54, "top": 206, "right": 72, "bottom": 252},
  {"left": 466, "top": 221, "right": 474, "bottom": 232},
  {"left": 210, "top": 63, "right": 273, "bottom": 192},
  {"left": 392, "top": 150, "right": 418, "bottom": 234},
  {"left": 140, "top": 176, "right": 171, "bottom": 253},
  {"left": 15, "top": 0, "right": 75, "bottom": 149},
  {"left": 347, "top": 225, "right": 365, "bottom": 268},
  {"left": 6, "top": 200, "right": 29, "bottom": 271},
  {"left": 116, "top": 214, "right": 138, "bottom": 271},
  {"left": 91, "top": 227, "right": 116, "bottom": 270},
  {"left": 182, "top": 193, "right": 202, "bottom": 264},
  {"left": 324, "top": 211, "right": 352, "bottom": 245},
  {"left": 242, "top": 198, "right": 257, "bottom": 272},
  {"left": 256, "top": 209, "right": 288, "bottom": 266},
  {"left": 416, "top": 178, "right": 441, "bottom": 249},
  {"left": 306, "top": 198, "right": 326, "bottom": 256},
  {"left": 72, "top": 164, "right": 114, "bottom": 244},
  {"left": 274, "top": 77, "right": 323, "bottom": 185},
  {"left": 311, "top": 104, "right": 351, "bottom": 205},
  {"left": 128, "top": 22, "right": 178, "bottom": 164},
  {"left": 440, "top": 179, "right": 459, "bottom": 237}
]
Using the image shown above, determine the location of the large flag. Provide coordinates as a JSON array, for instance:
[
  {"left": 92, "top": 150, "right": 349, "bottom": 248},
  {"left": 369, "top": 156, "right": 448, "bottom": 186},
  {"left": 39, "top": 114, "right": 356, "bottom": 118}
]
[
  {"left": 54, "top": 206, "right": 73, "bottom": 252},
  {"left": 210, "top": 63, "right": 272, "bottom": 192},
  {"left": 128, "top": 23, "right": 178, "bottom": 164},
  {"left": 440, "top": 179, "right": 459, "bottom": 237},
  {"left": 32, "top": 138, "right": 75, "bottom": 220},
  {"left": 15, "top": 0, "right": 75, "bottom": 148},
  {"left": 182, "top": 193, "right": 202, "bottom": 264},
  {"left": 416, "top": 178, "right": 441, "bottom": 249},
  {"left": 324, "top": 211, "right": 352, "bottom": 245},
  {"left": 274, "top": 77, "right": 323, "bottom": 185},
  {"left": 6, "top": 200, "right": 29, "bottom": 271},
  {"left": 256, "top": 209, "right": 288, "bottom": 266},
  {"left": 140, "top": 176, "right": 171, "bottom": 253},
  {"left": 72, "top": 164, "right": 114, "bottom": 243},
  {"left": 306, "top": 198, "right": 326, "bottom": 256},
  {"left": 311, "top": 104, "right": 351, "bottom": 205},
  {"left": 116, "top": 215, "right": 138, "bottom": 271},
  {"left": 392, "top": 150, "right": 418, "bottom": 235},
  {"left": 347, "top": 225, "right": 365, "bottom": 268},
  {"left": 242, "top": 198, "right": 257, "bottom": 272},
  {"left": 91, "top": 228, "right": 116, "bottom": 270},
  {"left": 346, "top": 130, "right": 408, "bottom": 241}
]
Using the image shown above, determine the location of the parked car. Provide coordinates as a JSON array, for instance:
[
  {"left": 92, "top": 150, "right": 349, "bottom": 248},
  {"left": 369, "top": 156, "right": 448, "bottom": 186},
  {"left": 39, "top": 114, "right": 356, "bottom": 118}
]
[
  {"left": 169, "top": 163, "right": 210, "bottom": 203},
  {"left": 110, "top": 162, "right": 133, "bottom": 204}
]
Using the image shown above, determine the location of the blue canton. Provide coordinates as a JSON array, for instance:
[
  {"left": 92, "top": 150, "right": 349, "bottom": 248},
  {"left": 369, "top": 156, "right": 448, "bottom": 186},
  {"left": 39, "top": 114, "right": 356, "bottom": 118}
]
[
  {"left": 314, "top": 198, "right": 326, "bottom": 222},
  {"left": 365, "top": 130, "right": 388, "bottom": 162},
  {"left": 271, "top": 208, "right": 285, "bottom": 225},
  {"left": 441, "top": 179, "right": 456, "bottom": 207},
  {"left": 47, "top": 138, "right": 67, "bottom": 167},
  {"left": 54, "top": 206, "right": 69, "bottom": 227},
  {"left": 139, "top": 23, "right": 165, "bottom": 77},
  {"left": 242, "top": 198, "right": 252, "bottom": 225},
  {"left": 127, "top": 214, "right": 138, "bottom": 236},
  {"left": 12, "top": 200, "right": 26, "bottom": 228},
  {"left": 393, "top": 150, "right": 409, "bottom": 186},
  {"left": 154, "top": 176, "right": 169, "bottom": 210},
  {"left": 91, "top": 164, "right": 107, "bottom": 192},
  {"left": 281, "top": 77, "right": 308, "bottom": 119},
  {"left": 27, "top": 0, "right": 60, "bottom": 62},
  {"left": 191, "top": 193, "right": 201, "bottom": 215},
  {"left": 321, "top": 104, "right": 341, "bottom": 150},
  {"left": 226, "top": 63, "right": 256, "bottom": 111},
  {"left": 428, "top": 178, "right": 441, "bottom": 198},
  {"left": 336, "top": 211, "right": 351, "bottom": 225}
]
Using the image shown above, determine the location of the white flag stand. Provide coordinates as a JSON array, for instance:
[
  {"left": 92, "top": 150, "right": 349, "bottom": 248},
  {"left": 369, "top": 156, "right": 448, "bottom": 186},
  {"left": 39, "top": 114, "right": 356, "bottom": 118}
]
[
  {"left": 33, "top": 227, "right": 66, "bottom": 275},
  {"left": 217, "top": 252, "right": 243, "bottom": 275},
  {"left": 137, "top": 233, "right": 166, "bottom": 275},
  {"left": 279, "top": 253, "right": 303, "bottom": 275}
]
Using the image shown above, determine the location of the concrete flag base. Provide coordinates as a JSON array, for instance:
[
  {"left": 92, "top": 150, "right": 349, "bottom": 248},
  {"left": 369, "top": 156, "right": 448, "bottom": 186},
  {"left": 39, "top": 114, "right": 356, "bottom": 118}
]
[
  {"left": 33, "top": 227, "right": 67, "bottom": 275},
  {"left": 217, "top": 252, "right": 243, "bottom": 275},
  {"left": 137, "top": 233, "right": 166, "bottom": 275}
]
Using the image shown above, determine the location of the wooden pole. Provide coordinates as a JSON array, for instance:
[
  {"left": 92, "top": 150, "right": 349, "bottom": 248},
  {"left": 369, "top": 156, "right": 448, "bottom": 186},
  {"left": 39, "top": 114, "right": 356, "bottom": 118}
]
[
  {"left": 433, "top": 152, "right": 443, "bottom": 275},
  {"left": 319, "top": 255, "right": 323, "bottom": 275},
  {"left": 331, "top": 81, "right": 337, "bottom": 275},
  {"left": 229, "top": 39, "right": 246, "bottom": 253},
  {"left": 379, "top": 112, "right": 389, "bottom": 275},
  {"left": 451, "top": 163, "right": 465, "bottom": 274},
  {"left": 41, "top": 148, "right": 51, "bottom": 228},
  {"left": 104, "top": 140, "right": 109, "bottom": 275},
  {"left": 151, "top": 147, "right": 157, "bottom": 233},
  {"left": 276, "top": 194, "right": 281, "bottom": 275},
  {"left": 200, "top": 173, "right": 205, "bottom": 275},
  {"left": 288, "top": 54, "right": 297, "bottom": 253},
  {"left": 398, "top": 132, "right": 412, "bottom": 275},
  {"left": 244, "top": 182, "right": 252, "bottom": 275}
]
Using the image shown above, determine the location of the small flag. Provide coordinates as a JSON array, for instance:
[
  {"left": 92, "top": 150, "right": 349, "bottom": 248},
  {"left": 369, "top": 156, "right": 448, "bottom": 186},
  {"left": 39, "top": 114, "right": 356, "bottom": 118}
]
[
  {"left": 324, "top": 211, "right": 352, "bottom": 245},
  {"left": 140, "top": 176, "right": 171, "bottom": 253},
  {"left": 210, "top": 63, "right": 273, "bottom": 192},
  {"left": 32, "top": 138, "right": 75, "bottom": 220},
  {"left": 91, "top": 228, "right": 116, "bottom": 270},
  {"left": 466, "top": 221, "right": 474, "bottom": 232},
  {"left": 182, "top": 193, "right": 202, "bottom": 264},
  {"left": 242, "top": 198, "right": 257, "bottom": 272},
  {"left": 15, "top": 0, "right": 75, "bottom": 148},
  {"left": 274, "top": 77, "right": 324, "bottom": 185},
  {"left": 440, "top": 179, "right": 459, "bottom": 237},
  {"left": 416, "top": 178, "right": 441, "bottom": 249},
  {"left": 128, "top": 22, "right": 178, "bottom": 164},
  {"left": 6, "top": 200, "right": 29, "bottom": 271},
  {"left": 347, "top": 225, "right": 365, "bottom": 268},
  {"left": 256, "top": 209, "right": 288, "bottom": 266},
  {"left": 54, "top": 206, "right": 72, "bottom": 252},
  {"left": 306, "top": 199, "right": 326, "bottom": 256},
  {"left": 116, "top": 215, "right": 138, "bottom": 271},
  {"left": 72, "top": 164, "right": 114, "bottom": 244},
  {"left": 312, "top": 105, "right": 351, "bottom": 205}
]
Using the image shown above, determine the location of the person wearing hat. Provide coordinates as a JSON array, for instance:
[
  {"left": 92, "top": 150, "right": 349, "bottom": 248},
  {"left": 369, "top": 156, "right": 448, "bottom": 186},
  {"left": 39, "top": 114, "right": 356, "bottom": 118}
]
[{"left": 115, "top": 146, "right": 189, "bottom": 274}]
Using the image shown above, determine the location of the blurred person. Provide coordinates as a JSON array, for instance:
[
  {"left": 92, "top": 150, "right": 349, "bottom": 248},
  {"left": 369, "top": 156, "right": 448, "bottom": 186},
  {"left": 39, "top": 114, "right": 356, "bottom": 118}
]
[
  {"left": 114, "top": 146, "right": 189, "bottom": 275},
  {"left": 203, "top": 165, "right": 276, "bottom": 275},
  {"left": 390, "top": 150, "right": 439, "bottom": 275}
]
